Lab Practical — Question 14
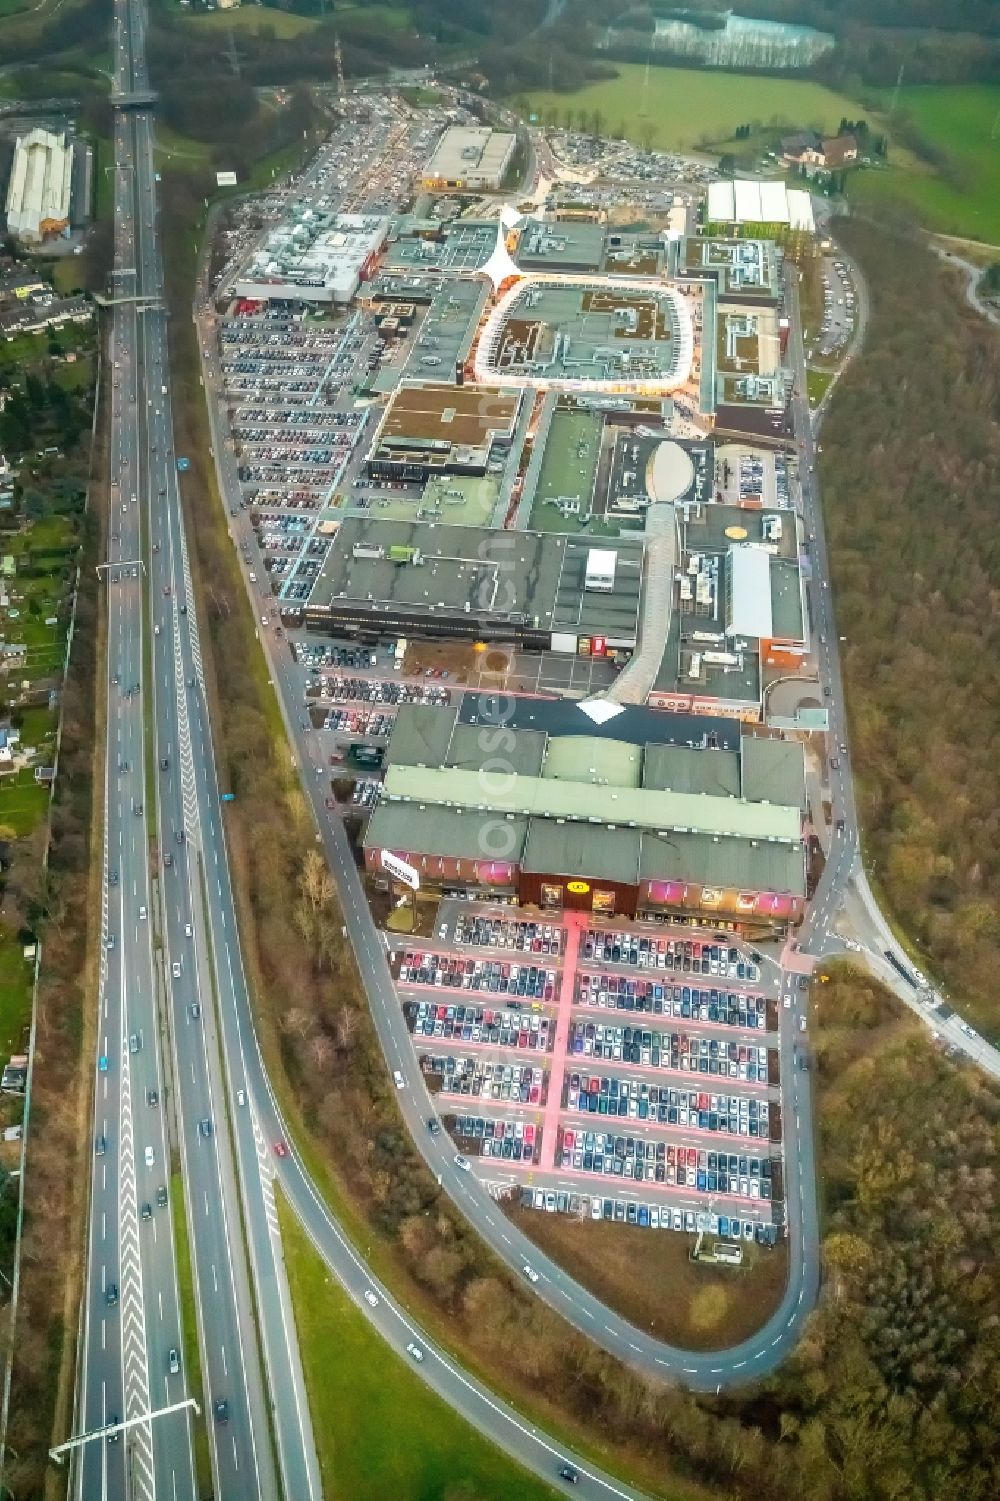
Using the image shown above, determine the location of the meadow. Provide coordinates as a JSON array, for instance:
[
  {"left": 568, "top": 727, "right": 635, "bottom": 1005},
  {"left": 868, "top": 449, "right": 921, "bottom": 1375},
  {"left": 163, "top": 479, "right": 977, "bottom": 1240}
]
[
  {"left": 851, "top": 84, "right": 1000, "bottom": 243},
  {"left": 173, "top": 1, "right": 318, "bottom": 36},
  {"left": 522, "top": 64, "right": 866, "bottom": 154}
]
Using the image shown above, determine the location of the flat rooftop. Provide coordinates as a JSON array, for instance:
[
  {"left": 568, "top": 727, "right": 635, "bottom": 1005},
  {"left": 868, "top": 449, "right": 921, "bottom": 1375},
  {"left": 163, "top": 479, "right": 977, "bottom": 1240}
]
[
  {"left": 376, "top": 382, "right": 520, "bottom": 450},
  {"left": 307, "top": 517, "right": 645, "bottom": 640},
  {"left": 516, "top": 221, "right": 606, "bottom": 272},
  {"left": 423, "top": 125, "right": 516, "bottom": 183}
]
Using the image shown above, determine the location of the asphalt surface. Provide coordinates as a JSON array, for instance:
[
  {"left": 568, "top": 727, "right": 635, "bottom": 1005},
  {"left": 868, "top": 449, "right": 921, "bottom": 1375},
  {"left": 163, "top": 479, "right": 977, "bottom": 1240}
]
[{"left": 77, "top": 3, "right": 320, "bottom": 1499}]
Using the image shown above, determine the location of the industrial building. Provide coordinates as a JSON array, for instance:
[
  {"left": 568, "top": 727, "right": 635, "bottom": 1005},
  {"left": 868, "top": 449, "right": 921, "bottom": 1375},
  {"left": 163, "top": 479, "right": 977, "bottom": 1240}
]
[
  {"left": 5, "top": 129, "right": 73, "bottom": 246},
  {"left": 364, "top": 381, "right": 522, "bottom": 482},
  {"left": 421, "top": 126, "right": 517, "bottom": 192},
  {"left": 301, "top": 516, "right": 644, "bottom": 651},
  {"left": 363, "top": 703, "right": 806, "bottom": 930},
  {"left": 233, "top": 210, "right": 390, "bottom": 304}
]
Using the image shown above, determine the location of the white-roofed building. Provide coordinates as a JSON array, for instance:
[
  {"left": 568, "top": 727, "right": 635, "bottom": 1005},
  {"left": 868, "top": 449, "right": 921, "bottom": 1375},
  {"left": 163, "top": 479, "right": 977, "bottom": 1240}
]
[
  {"left": 708, "top": 178, "right": 815, "bottom": 234},
  {"left": 726, "top": 545, "right": 773, "bottom": 639},
  {"left": 5, "top": 129, "right": 73, "bottom": 245}
]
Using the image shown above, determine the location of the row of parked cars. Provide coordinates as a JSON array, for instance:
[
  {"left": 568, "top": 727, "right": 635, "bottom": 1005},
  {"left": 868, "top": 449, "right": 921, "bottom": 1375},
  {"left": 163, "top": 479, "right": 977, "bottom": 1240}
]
[
  {"left": 565, "top": 1072, "right": 772, "bottom": 1138},
  {"left": 576, "top": 971, "right": 769, "bottom": 1030},
  {"left": 407, "top": 1001, "right": 553, "bottom": 1052},
  {"left": 423, "top": 1053, "right": 546, "bottom": 1105},
  {"left": 321, "top": 674, "right": 450, "bottom": 707},
  {"left": 398, "top": 950, "right": 558, "bottom": 999},
  {"left": 452, "top": 1115, "right": 539, "bottom": 1162},
  {"left": 559, "top": 1130, "right": 775, "bottom": 1200},
  {"left": 571, "top": 1021, "right": 772, "bottom": 1083},
  {"left": 453, "top": 913, "right": 566, "bottom": 956},
  {"left": 520, "top": 1185, "right": 776, "bottom": 1244},
  {"left": 583, "top": 927, "right": 760, "bottom": 981},
  {"left": 323, "top": 709, "right": 395, "bottom": 736}
]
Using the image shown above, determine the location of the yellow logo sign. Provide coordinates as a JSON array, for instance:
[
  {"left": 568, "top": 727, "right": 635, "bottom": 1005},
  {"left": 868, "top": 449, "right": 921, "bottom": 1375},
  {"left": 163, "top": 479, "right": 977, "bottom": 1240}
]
[{"left": 567, "top": 880, "right": 590, "bottom": 894}]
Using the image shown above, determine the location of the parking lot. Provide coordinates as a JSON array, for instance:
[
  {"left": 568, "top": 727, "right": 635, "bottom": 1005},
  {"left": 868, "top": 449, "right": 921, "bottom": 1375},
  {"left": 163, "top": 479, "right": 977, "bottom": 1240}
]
[
  {"left": 809, "top": 255, "right": 856, "bottom": 360},
  {"left": 391, "top": 899, "right": 785, "bottom": 1237}
]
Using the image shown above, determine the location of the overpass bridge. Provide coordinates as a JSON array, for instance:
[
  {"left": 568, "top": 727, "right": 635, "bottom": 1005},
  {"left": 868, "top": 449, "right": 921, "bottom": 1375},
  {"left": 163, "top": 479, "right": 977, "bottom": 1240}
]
[{"left": 111, "top": 89, "right": 158, "bottom": 109}]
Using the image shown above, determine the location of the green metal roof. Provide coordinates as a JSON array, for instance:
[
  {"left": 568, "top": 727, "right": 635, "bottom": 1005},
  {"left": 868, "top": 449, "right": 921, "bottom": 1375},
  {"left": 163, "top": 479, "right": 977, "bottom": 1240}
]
[
  {"left": 541, "top": 736, "right": 642, "bottom": 788},
  {"left": 382, "top": 763, "right": 801, "bottom": 843},
  {"left": 741, "top": 736, "right": 806, "bottom": 810},
  {"left": 447, "top": 721, "right": 548, "bottom": 777},
  {"left": 523, "top": 821, "right": 641, "bottom": 886},
  {"left": 639, "top": 829, "right": 804, "bottom": 896},
  {"left": 365, "top": 803, "right": 804, "bottom": 896},
  {"left": 642, "top": 743, "right": 741, "bottom": 797},
  {"left": 385, "top": 704, "right": 457, "bottom": 767},
  {"left": 365, "top": 801, "right": 528, "bottom": 863}
]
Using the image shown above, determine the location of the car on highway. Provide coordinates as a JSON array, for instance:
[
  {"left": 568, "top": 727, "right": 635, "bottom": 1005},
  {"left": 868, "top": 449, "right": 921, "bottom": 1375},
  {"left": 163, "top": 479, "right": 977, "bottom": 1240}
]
[
  {"left": 168, "top": 1348, "right": 180, "bottom": 1375},
  {"left": 156, "top": 1185, "right": 168, "bottom": 1208},
  {"left": 95, "top": 1134, "right": 107, "bottom": 1156},
  {"left": 273, "top": 1139, "right": 288, "bottom": 1158},
  {"left": 454, "top": 1154, "right": 470, "bottom": 1171},
  {"left": 363, "top": 1289, "right": 379, "bottom": 1307},
  {"left": 523, "top": 1264, "right": 539, "bottom": 1283},
  {"left": 147, "top": 1088, "right": 158, "bottom": 1107},
  {"left": 172, "top": 961, "right": 181, "bottom": 978},
  {"left": 138, "top": 906, "right": 147, "bottom": 922},
  {"left": 144, "top": 1145, "right": 155, "bottom": 1168},
  {"left": 426, "top": 1117, "right": 440, "bottom": 1135},
  {"left": 141, "top": 1201, "right": 152, "bottom": 1221},
  {"left": 214, "top": 1399, "right": 230, "bottom": 1424},
  {"left": 106, "top": 1414, "right": 119, "bottom": 1444},
  {"left": 392, "top": 1069, "right": 405, "bottom": 1089},
  {"left": 236, "top": 1089, "right": 246, "bottom": 1106},
  {"left": 129, "top": 1032, "right": 140, "bottom": 1053},
  {"left": 198, "top": 1118, "right": 212, "bottom": 1138},
  {"left": 184, "top": 922, "right": 192, "bottom": 936},
  {"left": 405, "top": 1342, "right": 424, "bottom": 1362},
  {"left": 99, "top": 1055, "right": 109, "bottom": 1074},
  {"left": 189, "top": 1001, "right": 201, "bottom": 1019},
  {"left": 105, "top": 1283, "right": 118, "bottom": 1307},
  {"left": 558, "top": 1465, "right": 579, "bottom": 1485}
]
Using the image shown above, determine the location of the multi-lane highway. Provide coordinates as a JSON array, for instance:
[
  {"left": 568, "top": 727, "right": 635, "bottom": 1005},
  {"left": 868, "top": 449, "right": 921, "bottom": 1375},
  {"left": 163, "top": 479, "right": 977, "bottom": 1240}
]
[
  {"left": 78, "top": 2, "right": 320, "bottom": 1498},
  {"left": 76, "top": 6, "right": 197, "bottom": 1497}
]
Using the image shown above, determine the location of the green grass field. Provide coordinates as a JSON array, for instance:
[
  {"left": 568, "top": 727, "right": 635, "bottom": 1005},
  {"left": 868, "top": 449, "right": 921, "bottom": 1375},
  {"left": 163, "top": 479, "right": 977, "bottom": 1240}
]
[
  {"left": 279, "top": 1199, "right": 561, "bottom": 1501},
  {"left": 522, "top": 65, "right": 866, "bottom": 154},
  {"left": 0, "top": 930, "right": 33, "bottom": 1058},
  {"left": 180, "top": 3, "right": 319, "bottom": 37},
  {"left": 0, "top": 771, "right": 50, "bottom": 839},
  {"left": 806, "top": 367, "right": 834, "bottom": 405},
  {"left": 153, "top": 124, "right": 212, "bottom": 168},
  {"left": 850, "top": 85, "right": 1000, "bottom": 243}
]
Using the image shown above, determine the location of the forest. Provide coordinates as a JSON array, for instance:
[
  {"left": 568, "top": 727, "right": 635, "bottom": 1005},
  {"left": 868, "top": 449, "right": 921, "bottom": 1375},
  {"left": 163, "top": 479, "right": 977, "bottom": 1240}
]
[{"left": 820, "top": 216, "right": 1000, "bottom": 1037}]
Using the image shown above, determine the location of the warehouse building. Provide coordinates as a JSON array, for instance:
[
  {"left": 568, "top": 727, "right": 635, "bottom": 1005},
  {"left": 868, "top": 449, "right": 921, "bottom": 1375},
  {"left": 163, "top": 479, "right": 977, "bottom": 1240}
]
[
  {"left": 233, "top": 211, "right": 390, "bottom": 304},
  {"left": 5, "top": 129, "right": 73, "bottom": 246},
  {"left": 422, "top": 126, "right": 517, "bottom": 192},
  {"left": 363, "top": 703, "right": 806, "bottom": 931},
  {"left": 302, "top": 516, "right": 644, "bottom": 652}
]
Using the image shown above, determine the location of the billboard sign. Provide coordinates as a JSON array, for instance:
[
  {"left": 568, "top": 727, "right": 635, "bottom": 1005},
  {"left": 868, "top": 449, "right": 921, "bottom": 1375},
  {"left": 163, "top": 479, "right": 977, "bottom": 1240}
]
[
  {"left": 381, "top": 849, "right": 420, "bottom": 890},
  {"left": 216, "top": 170, "right": 238, "bottom": 188}
]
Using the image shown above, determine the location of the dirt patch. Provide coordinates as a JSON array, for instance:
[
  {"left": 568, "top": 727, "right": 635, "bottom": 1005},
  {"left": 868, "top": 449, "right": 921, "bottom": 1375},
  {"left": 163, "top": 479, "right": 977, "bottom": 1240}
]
[{"left": 507, "top": 1203, "right": 788, "bottom": 1351}]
